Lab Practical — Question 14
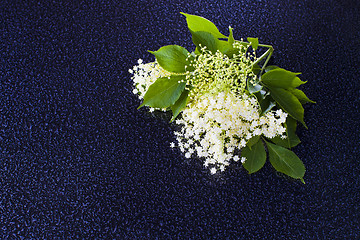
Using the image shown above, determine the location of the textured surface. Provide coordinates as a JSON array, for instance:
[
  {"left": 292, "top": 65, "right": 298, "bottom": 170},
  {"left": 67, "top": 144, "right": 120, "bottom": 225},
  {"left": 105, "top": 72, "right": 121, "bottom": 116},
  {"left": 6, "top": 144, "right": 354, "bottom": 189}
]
[{"left": 1, "top": 0, "right": 360, "bottom": 239}]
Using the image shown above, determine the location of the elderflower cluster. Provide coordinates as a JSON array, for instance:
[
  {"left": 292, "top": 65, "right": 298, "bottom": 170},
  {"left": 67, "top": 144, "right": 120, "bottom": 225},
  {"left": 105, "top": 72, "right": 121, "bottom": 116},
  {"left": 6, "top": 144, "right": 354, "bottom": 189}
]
[
  {"left": 174, "top": 90, "right": 287, "bottom": 173},
  {"left": 129, "top": 43, "right": 288, "bottom": 174},
  {"left": 186, "top": 42, "right": 255, "bottom": 102}
]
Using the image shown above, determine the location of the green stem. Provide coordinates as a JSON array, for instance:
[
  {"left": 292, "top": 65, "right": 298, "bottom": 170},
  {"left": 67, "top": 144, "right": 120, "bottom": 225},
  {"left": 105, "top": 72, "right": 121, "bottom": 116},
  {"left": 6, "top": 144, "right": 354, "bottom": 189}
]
[
  {"left": 259, "top": 47, "right": 273, "bottom": 76},
  {"left": 253, "top": 46, "right": 273, "bottom": 66},
  {"left": 236, "top": 41, "right": 273, "bottom": 51},
  {"left": 258, "top": 43, "right": 273, "bottom": 48},
  {"left": 252, "top": 49, "right": 271, "bottom": 66},
  {"left": 234, "top": 40, "right": 274, "bottom": 76}
]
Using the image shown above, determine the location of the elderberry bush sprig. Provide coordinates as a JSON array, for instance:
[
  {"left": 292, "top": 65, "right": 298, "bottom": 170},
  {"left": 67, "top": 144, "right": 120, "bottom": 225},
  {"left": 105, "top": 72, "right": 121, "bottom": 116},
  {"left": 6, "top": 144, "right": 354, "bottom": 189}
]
[{"left": 129, "top": 13, "right": 315, "bottom": 183}]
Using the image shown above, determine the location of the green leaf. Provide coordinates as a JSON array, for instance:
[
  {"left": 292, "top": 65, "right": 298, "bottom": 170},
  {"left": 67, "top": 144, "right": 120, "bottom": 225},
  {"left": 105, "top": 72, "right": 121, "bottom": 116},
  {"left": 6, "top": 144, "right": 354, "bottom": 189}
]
[
  {"left": 223, "top": 47, "right": 241, "bottom": 59},
  {"left": 180, "top": 12, "right": 227, "bottom": 39},
  {"left": 259, "top": 95, "right": 276, "bottom": 115},
  {"left": 228, "top": 26, "right": 235, "bottom": 45},
  {"left": 246, "top": 135, "right": 260, "bottom": 150},
  {"left": 191, "top": 31, "right": 219, "bottom": 53},
  {"left": 218, "top": 40, "right": 232, "bottom": 54},
  {"left": 264, "top": 65, "right": 279, "bottom": 72},
  {"left": 265, "top": 141, "right": 305, "bottom": 182},
  {"left": 242, "top": 138, "right": 266, "bottom": 174},
  {"left": 253, "top": 90, "right": 275, "bottom": 115},
  {"left": 149, "top": 45, "right": 189, "bottom": 73},
  {"left": 254, "top": 89, "right": 266, "bottom": 101},
  {"left": 139, "top": 75, "right": 186, "bottom": 109},
  {"left": 270, "top": 117, "right": 301, "bottom": 148},
  {"left": 247, "top": 37, "right": 259, "bottom": 50},
  {"left": 288, "top": 88, "right": 316, "bottom": 104},
  {"left": 194, "top": 47, "right": 201, "bottom": 55},
  {"left": 268, "top": 87, "right": 307, "bottom": 128},
  {"left": 261, "top": 69, "right": 306, "bottom": 88},
  {"left": 170, "top": 89, "right": 189, "bottom": 122}
]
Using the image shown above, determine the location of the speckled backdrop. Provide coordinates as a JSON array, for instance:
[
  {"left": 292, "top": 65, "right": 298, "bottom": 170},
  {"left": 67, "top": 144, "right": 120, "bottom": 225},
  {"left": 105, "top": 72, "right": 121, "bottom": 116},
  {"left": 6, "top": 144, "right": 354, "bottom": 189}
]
[{"left": 1, "top": 0, "right": 359, "bottom": 239}]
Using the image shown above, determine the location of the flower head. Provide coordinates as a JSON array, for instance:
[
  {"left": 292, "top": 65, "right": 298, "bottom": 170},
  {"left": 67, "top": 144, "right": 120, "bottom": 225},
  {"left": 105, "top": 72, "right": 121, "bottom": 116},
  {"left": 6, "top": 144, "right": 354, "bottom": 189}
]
[{"left": 130, "top": 44, "right": 287, "bottom": 174}]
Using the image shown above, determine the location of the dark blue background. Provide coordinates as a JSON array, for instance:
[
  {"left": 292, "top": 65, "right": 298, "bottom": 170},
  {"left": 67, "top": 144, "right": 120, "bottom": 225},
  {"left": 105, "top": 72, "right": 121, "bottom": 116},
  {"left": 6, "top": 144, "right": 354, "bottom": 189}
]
[{"left": 1, "top": 0, "right": 359, "bottom": 239}]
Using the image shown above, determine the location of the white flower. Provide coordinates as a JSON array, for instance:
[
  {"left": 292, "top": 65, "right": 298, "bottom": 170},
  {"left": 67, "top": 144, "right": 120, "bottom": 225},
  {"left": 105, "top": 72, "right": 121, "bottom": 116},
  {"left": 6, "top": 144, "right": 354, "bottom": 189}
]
[
  {"left": 210, "top": 167, "right": 217, "bottom": 174},
  {"left": 227, "top": 146, "right": 234, "bottom": 153},
  {"left": 240, "top": 139, "right": 247, "bottom": 147},
  {"left": 170, "top": 142, "right": 175, "bottom": 148}
]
